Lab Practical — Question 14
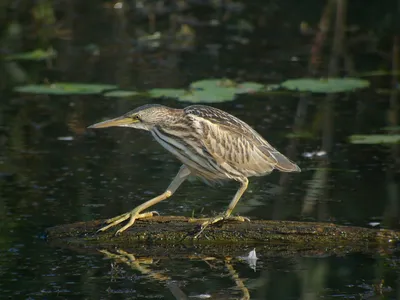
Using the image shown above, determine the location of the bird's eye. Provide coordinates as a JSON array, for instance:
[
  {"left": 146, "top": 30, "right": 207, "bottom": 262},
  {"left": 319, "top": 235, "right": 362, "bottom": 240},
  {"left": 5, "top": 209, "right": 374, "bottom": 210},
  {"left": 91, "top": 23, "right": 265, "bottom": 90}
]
[{"left": 132, "top": 115, "right": 141, "bottom": 121}]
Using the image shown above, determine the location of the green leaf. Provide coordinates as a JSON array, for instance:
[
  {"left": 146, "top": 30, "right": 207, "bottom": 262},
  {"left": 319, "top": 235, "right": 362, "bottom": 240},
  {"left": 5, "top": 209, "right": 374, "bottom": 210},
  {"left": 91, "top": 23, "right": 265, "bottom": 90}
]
[
  {"left": 286, "top": 131, "right": 315, "bottom": 139},
  {"left": 235, "top": 82, "right": 265, "bottom": 94},
  {"left": 185, "top": 78, "right": 247, "bottom": 102},
  {"left": 381, "top": 126, "right": 400, "bottom": 132},
  {"left": 14, "top": 83, "right": 117, "bottom": 95},
  {"left": 190, "top": 78, "right": 237, "bottom": 90},
  {"left": 264, "top": 84, "right": 281, "bottom": 91},
  {"left": 148, "top": 79, "right": 272, "bottom": 103},
  {"left": 149, "top": 88, "right": 187, "bottom": 99},
  {"left": 356, "top": 70, "right": 400, "bottom": 77},
  {"left": 376, "top": 88, "right": 400, "bottom": 95},
  {"left": 178, "top": 89, "right": 236, "bottom": 103},
  {"left": 349, "top": 135, "right": 400, "bottom": 144},
  {"left": 5, "top": 48, "right": 57, "bottom": 61},
  {"left": 103, "top": 90, "right": 139, "bottom": 98},
  {"left": 281, "top": 78, "right": 370, "bottom": 93}
]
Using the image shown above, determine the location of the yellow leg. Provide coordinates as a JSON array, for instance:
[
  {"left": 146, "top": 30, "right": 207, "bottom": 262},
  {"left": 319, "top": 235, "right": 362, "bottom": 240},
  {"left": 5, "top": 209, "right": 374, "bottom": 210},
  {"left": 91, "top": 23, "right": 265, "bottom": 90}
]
[
  {"left": 98, "top": 165, "right": 191, "bottom": 235},
  {"left": 194, "top": 177, "right": 250, "bottom": 238}
]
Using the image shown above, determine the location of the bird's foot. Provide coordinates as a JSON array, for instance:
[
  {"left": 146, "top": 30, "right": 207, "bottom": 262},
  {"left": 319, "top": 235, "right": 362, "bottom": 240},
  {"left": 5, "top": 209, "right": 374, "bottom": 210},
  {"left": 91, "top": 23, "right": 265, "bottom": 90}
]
[
  {"left": 97, "top": 210, "right": 159, "bottom": 235},
  {"left": 193, "top": 214, "right": 250, "bottom": 239}
]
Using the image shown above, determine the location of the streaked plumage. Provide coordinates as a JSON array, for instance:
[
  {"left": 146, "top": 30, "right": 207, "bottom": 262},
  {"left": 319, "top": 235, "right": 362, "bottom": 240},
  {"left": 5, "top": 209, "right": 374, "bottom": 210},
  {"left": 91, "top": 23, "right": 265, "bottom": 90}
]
[{"left": 88, "top": 104, "right": 300, "bottom": 236}]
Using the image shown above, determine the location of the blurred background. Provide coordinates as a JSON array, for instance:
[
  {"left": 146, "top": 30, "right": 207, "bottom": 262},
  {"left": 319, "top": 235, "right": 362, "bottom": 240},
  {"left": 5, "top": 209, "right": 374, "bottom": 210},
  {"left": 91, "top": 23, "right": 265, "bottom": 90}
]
[{"left": 0, "top": 0, "right": 400, "bottom": 299}]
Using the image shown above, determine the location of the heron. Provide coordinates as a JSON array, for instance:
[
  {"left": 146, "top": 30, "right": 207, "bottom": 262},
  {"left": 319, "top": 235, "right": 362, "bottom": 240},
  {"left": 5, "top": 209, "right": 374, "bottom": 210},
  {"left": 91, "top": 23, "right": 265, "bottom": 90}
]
[{"left": 88, "top": 104, "right": 300, "bottom": 236}]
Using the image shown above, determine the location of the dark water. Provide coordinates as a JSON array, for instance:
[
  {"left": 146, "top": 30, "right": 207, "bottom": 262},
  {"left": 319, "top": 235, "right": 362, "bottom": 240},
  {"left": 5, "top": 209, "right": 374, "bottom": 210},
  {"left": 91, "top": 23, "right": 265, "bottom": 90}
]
[{"left": 1, "top": 1, "right": 400, "bottom": 299}]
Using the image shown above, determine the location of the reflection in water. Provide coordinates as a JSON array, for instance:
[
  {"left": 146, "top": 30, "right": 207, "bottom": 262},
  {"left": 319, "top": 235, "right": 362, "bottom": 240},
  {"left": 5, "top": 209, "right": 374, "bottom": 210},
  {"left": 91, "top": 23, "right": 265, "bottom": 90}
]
[
  {"left": 99, "top": 248, "right": 252, "bottom": 299},
  {"left": 383, "top": 36, "right": 400, "bottom": 229},
  {"left": 274, "top": 0, "right": 335, "bottom": 220}
]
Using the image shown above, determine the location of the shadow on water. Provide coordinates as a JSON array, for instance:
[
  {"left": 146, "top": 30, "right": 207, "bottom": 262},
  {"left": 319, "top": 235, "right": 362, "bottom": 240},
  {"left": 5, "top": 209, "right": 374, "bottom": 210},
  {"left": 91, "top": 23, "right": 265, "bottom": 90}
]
[{"left": 1, "top": 0, "right": 400, "bottom": 298}]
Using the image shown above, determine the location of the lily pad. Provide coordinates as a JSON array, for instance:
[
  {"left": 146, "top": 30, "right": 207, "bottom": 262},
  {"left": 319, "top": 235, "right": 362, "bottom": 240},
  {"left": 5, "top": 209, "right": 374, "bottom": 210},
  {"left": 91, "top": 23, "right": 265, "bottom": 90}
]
[
  {"left": 235, "top": 82, "right": 265, "bottom": 94},
  {"left": 356, "top": 70, "right": 400, "bottom": 77},
  {"left": 14, "top": 83, "right": 117, "bottom": 95},
  {"left": 178, "top": 89, "right": 236, "bottom": 103},
  {"left": 281, "top": 78, "right": 370, "bottom": 93},
  {"left": 190, "top": 78, "right": 237, "bottom": 90},
  {"left": 148, "top": 79, "right": 272, "bottom": 103},
  {"left": 5, "top": 48, "right": 57, "bottom": 61},
  {"left": 149, "top": 88, "right": 187, "bottom": 99},
  {"left": 381, "top": 126, "right": 400, "bottom": 132},
  {"left": 187, "top": 78, "right": 264, "bottom": 102},
  {"left": 286, "top": 131, "right": 315, "bottom": 139},
  {"left": 349, "top": 135, "right": 400, "bottom": 144},
  {"left": 264, "top": 84, "right": 281, "bottom": 91},
  {"left": 376, "top": 88, "right": 400, "bottom": 95},
  {"left": 103, "top": 90, "right": 139, "bottom": 98}
]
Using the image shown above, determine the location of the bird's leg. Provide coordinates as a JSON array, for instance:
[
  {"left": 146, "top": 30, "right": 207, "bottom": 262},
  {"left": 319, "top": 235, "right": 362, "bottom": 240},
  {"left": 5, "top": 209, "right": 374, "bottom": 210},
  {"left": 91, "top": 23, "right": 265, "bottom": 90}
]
[
  {"left": 98, "top": 165, "right": 191, "bottom": 235},
  {"left": 194, "top": 178, "right": 250, "bottom": 238}
]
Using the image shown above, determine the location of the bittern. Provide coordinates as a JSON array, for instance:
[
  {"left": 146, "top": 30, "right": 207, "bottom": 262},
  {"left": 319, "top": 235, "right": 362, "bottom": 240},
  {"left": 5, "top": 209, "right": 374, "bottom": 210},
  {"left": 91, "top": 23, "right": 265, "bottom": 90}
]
[{"left": 88, "top": 104, "right": 300, "bottom": 236}]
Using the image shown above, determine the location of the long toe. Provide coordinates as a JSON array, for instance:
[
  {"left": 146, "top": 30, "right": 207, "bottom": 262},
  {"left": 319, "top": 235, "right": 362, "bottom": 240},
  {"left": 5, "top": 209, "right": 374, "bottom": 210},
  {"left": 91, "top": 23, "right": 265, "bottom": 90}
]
[
  {"left": 136, "top": 211, "right": 160, "bottom": 219},
  {"left": 115, "top": 213, "right": 139, "bottom": 235},
  {"left": 104, "top": 212, "right": 131, "bottom": 224},
  {"left": 98, "top": 213, "right": 130, "bottom": 232},
  {"left": 194, "top": 214, "right": 250, "bottom": 239},
  {"left": 227, "top": 215, "right": 250, "bottom": 223},
  {"left": 114, "top": 210, "right": 160, "bottom": 235},
  {"left": 98, "top": 209, "right": 160, "bottom": 235}
]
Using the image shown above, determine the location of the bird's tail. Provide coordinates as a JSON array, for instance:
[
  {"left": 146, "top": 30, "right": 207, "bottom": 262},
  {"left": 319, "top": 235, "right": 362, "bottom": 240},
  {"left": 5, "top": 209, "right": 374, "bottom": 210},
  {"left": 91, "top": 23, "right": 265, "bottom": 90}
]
[{"left": 273, "top": 151, "right": 301, "bottom": 172}]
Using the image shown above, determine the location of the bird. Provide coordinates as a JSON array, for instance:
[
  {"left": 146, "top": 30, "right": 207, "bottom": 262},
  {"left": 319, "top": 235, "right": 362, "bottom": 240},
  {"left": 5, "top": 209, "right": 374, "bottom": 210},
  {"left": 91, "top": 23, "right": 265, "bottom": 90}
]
[{"left": 88, "top": 104, "right": 300, "bottom": 237}]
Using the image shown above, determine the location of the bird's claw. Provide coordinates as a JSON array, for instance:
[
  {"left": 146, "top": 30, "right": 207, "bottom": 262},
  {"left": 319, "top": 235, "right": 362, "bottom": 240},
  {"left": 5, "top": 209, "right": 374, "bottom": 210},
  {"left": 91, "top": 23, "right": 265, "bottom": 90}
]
[
  {"left": 97, "top": 210, "right": 160, "bottom": 234},
  {"left": 148, "top": 211, "right": 160, "bottom": 216},
  {"left": 193, "top": 215, "right": 250, "bottom": 239}
]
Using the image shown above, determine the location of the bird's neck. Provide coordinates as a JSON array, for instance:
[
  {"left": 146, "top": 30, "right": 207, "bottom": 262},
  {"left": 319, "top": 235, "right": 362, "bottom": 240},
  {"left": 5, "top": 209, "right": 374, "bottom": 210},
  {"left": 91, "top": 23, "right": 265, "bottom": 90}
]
[{"left": 147, "top": 108, "right": 185, "bottom": 131}]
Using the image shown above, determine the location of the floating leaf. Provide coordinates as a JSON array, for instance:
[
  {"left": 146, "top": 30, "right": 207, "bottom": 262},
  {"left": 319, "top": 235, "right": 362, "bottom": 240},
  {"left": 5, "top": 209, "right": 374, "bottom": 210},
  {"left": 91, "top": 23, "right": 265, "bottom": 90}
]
[
  {"left": 149, "top": 88, "right": 187, "bottom": 99},
  {"left": 349, "top": 135, "right": 400, "bottom": 144},
  {"left": 178, "top": 89, "right": 236, "bottom": 103},
  {"left": 376, "top": 88, "right": 400, "bottom": 95},
  {"left": 5, "top": 48, "right": 57, "bottom": 61},
  {"left": 148, "top": 79, "right": 270, "bottom": 103},
  {"left": 185, "top": 78, "right": 240, "bottom": 102},
  {"left": 287, "top": 131, "right": 315, "bottom": 139},
  {"left": 14, "top": 83, "right": 117, "bottom": 95},
  {"left": 381, "top": 126, "right": 400, "bottom": 132},
  {"left": 281, "top": 78, "right": 370, "bottom": 93},
  {"left": 190, "top": 78, "right": 237, "bottom": 90},
  {"left": 356, "top": 70, "right": 400, "bottom": 77},
  {"left": 264, "top": 84, "right": 281, "bottom": 91},
  {"left": 235, "top": 82, "right": 265, "bottom": 94},
  {"left": 103, "top": 90, "right": 139, "bottom": 98}
]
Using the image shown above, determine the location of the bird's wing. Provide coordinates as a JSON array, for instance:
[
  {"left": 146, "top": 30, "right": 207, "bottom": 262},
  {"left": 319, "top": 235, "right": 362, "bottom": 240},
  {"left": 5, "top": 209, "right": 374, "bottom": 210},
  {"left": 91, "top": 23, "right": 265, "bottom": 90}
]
[
  {"left": 184, "top": 105, "right": 264, "bottom": 141},
  {"left": 185, "top": 105, "right": 300, "bottom": 174}
]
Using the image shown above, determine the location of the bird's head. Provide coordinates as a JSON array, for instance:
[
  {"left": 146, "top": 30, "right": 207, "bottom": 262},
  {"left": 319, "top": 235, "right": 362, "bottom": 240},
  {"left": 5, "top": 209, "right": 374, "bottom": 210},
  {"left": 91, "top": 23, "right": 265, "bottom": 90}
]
[{"left": 88, "top": 104, "right": 177, "bottom": 131}]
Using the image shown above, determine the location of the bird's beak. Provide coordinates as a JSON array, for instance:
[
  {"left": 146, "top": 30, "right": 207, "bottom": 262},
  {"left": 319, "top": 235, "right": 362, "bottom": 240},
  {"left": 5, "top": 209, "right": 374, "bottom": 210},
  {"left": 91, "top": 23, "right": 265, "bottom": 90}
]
[{"left": 88, "top": 116, "right": 135, "bottom": 129}]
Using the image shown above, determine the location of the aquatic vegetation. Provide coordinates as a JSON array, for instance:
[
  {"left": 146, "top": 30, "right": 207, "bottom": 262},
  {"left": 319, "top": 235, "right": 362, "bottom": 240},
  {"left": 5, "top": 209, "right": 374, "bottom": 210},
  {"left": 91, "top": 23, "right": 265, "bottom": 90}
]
[
  {"left": 103, "top": 90, "right": 139, "bottom": 98},
  {"left": 13, "top": 77, "right": 371, "bottom": 101},
  {"left": 349, "top": 134, "right": 400, "bottom": 144},
  {"left": 281, "top": 78, "right": 370, "bottom": 93},
  {"left": 152, "top": 79, "right": 267, "bottom": 103},
  {"left": 5, "top": 48, "right": 57, "bottom": 61},
  {"left": 14, "top": 83, "right": 117, "bottom": 95},
  {"left": 148, "top": 88, "right": 187, "bottom": 99}
]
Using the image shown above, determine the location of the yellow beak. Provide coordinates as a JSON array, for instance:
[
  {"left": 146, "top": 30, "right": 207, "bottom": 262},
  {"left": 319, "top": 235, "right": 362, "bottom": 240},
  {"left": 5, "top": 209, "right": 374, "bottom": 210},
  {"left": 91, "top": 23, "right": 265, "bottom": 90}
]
[{"left": 88, "top": 116, "right": 135, "bottom": 129}]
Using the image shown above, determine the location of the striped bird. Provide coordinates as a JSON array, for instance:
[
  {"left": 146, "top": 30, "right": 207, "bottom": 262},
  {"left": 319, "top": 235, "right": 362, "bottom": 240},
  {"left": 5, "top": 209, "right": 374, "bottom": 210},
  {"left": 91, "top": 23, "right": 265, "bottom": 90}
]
[{"left": 88, "top": 104, "right": 300, "bottom": 236}]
